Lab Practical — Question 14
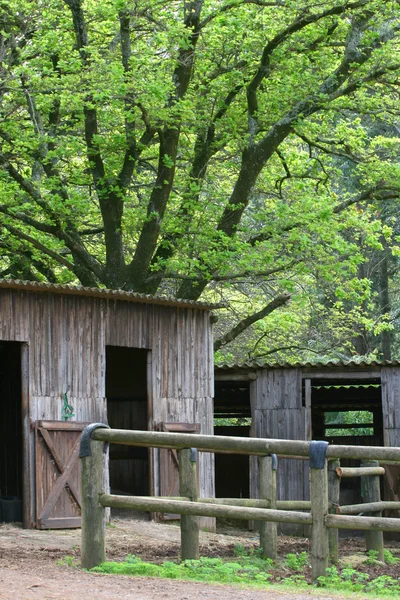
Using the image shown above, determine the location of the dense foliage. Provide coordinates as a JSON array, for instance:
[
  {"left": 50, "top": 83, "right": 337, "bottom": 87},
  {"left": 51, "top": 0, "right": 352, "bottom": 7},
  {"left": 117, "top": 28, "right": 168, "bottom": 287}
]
[{"left": 1, "top": 0, "right": 399, "bottom": 358}]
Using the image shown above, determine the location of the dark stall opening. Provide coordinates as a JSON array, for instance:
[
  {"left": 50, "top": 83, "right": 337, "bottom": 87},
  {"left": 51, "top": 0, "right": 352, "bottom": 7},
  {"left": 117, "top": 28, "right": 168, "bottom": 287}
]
[
  {"left": 106, "top": 347, "right": 150, "bottom": 500},
  {"left": 214, "top": 380, "right": 251, "bottom": 500},
  {"left": 310, "top": 378, "right": 384, "bottom": 515},
  {"left": 0, "top": 341, "right": 23, "bottom": 522}
]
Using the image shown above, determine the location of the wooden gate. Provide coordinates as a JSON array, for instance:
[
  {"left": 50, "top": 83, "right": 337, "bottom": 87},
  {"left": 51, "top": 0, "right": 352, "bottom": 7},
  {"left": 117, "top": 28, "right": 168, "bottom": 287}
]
[
  {"left": 35, "top": 421, "right": 87, "bottom": 529},
  {"left": 159, "top": 422, "right": 200, "bottom": 520}
]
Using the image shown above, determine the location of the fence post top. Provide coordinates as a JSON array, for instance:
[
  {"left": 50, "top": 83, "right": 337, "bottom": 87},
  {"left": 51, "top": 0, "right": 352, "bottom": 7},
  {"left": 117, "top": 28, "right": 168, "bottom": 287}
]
[
  {"left": 79, "top": 423, "right": 110, "bottom": 458},
  {"left": 310, "top": 440, "right": 329, "bottom": 469}
]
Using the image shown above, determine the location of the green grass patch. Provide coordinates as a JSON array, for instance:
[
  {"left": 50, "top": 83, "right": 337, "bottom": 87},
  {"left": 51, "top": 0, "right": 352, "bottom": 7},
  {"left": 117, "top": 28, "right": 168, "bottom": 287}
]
[
  {"left": 317, "top": 566, "right": 400, "bottom": 596},
  {"left": 88, "top": 549, "right": 400, "bottom": 597},
  {"left": 91, "top": 554, "right": 273, "bottom": 584}
]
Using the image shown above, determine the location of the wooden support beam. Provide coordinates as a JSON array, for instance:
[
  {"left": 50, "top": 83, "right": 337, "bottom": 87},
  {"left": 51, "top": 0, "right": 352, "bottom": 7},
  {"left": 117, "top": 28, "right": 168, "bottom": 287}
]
[
  {"left": 179, "top": 448, "right": 199, "bottom": 560},
  {"left": 310, "top": 441, "right": 329, "bottom": 581},
  {"left": 305, "top": 379, "right": 312, "bottom": 441},
  {"left": 328, "top": 459, "right": 340, "bottom": 564},
  {"left": 361, "top": 460, "right": 384, "bottom": 561},
  {"left": 80, "top": 439, "right": 106, "bottom": 569},
  {"left": 259, "top": 455, "right": 277, "bottom": 559}
]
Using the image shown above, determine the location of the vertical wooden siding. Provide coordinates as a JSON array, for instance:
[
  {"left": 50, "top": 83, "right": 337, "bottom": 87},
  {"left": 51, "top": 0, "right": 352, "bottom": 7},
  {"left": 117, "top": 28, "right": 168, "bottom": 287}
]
[
  {"left": 250, "top": 368, "right": 308, "bottom": 534},
  {"left": 0, "top": 289, "right": 215, "bottom": 504},
  {"left": 382, "top": 367, "right": 400, "bottom": 446}
]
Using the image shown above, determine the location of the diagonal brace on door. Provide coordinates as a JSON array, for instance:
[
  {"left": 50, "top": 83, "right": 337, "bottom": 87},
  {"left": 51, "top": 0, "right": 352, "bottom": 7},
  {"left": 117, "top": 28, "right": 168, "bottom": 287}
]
[{"left": 37, "top": 430, "right": 82, "bottom": 524}]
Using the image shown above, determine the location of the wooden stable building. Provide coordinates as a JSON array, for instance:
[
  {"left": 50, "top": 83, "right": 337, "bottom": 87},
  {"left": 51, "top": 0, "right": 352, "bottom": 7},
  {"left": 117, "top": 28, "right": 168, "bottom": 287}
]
[
  {"left": 0, "top": 280, "right": 216, "bottom": 529},
  {"left": 215, "top": 361, "right": 400, "bottom": 534}
]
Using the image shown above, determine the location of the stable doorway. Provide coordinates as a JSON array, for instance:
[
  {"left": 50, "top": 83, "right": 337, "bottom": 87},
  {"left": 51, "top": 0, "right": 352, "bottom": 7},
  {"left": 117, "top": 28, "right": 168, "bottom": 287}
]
[
  {"left": 0, "top": 342, "right": 25, "bottom": 524},
  {"left": 106, "top": 346, "right": 151, "bottom": 498}
]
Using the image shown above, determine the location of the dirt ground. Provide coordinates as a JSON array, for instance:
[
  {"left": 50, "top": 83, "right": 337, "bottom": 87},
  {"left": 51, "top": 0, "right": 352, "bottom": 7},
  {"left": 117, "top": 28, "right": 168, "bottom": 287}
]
[{"left": 0, "top": 518, "right": 399, "bottom": 600}]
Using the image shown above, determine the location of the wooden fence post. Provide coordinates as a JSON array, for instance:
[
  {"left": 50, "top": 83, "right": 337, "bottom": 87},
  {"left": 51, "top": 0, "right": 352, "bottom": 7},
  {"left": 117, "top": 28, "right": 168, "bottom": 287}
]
[
  {"left": 80, "top": 429, "right": 107, "bottom": 569},
  {"left": 310, "top": 441, "right": 329, "bottom": 581},
  {"left": 361, "top": 460, "right": 384, "bottom": 561},
  {"left": 179, "top": 447, "right": 199, "bottom": 560},
  {"left": 328, "top": 459, "right": 340, "bottom": 564},
  {"left": 259, "top": 454, "right": 277, "bottom": 559}
]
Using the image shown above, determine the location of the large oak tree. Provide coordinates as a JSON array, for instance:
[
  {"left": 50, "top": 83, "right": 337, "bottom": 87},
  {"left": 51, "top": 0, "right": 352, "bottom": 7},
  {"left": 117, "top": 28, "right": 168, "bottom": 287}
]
[{"left": 0, "top": 0, "right": 399, "bottom": 357}]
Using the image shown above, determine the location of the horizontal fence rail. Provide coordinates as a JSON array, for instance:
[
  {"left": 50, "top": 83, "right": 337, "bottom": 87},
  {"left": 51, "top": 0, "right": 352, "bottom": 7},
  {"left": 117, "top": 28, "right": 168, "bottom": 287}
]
[
  {"left": 99, "top": 494, "right": 313, "bottom": 525},
  {"left": 135, "top": 497, "right": 312, "bottom": 510},
  {"left": 81, "top": 425, "right": 400, "bottom": 581},
  {"left": 92, "top": 428, "right": 400, "bottom": 462},
  {"left": 336, "top": 466, "right": 385, "bottom": 478},
  {"left": 339, "top": 501, "right": 400, "bottom": 515}
]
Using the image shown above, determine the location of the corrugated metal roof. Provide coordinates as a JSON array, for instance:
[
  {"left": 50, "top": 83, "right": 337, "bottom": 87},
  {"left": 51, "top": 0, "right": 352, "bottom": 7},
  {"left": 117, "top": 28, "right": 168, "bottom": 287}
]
[
  {"left": 216, "top": 359, "right": 400, "bottom": 370},
  {"left": 0, "top": 279, "right": 223, "bottom": 310}
]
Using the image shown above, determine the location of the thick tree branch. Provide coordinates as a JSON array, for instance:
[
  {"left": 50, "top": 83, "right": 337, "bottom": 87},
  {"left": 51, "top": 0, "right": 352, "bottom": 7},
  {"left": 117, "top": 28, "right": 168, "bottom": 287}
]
[
  {"left": 0, "top": 240, "right": 59, "bottom": 282},
  {"left": 214, "top": 293, "right": 291, "bottom": 351},
  {"left": 177, "top": 10, "right": 398, "bottom": 300},
  {"left": 64, "top": 0, "right": 125, "bottom": 286},
  {"left": 246, "top": 0, "right": 368, "bottom": 137},
  {"left": 146, "top": 263, "right": 296, "bottom": 284},
  {"left": 117, "top": 9, "right": 137, "bottom": 190},
  {"left": 0, "top": 153, "right": 105, "bottom": 281},
  {"left": 2, "top": 224, "right": 76, "bottom": 271},
  {"left": 200, "top": 0, "right": 284, "bottom": 29},
  {"left": 126, "top": 0, "right": 205, "bottom": 290},
  {"left": 0, "top": 205, "right": 58, "bottom": 234},
  {"left": 145, "top": 83, "right": 243, "bottom": 294},
  {"left": 248, "top": 184, "right": 400, "bottom": 247}
]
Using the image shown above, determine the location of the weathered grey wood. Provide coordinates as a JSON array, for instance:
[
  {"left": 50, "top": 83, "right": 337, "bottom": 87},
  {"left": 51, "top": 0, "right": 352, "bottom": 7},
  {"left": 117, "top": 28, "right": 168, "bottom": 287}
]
[
  {"left": 99, "top": 494, "right": 313, "bottom": 524},
  {"left": 259, "top": 456, "right": 277, "bottom": 559},
  {"left": 381, "top": 367, "right": 400, "bottom": 433},
  {"left": 302, "top": 371, "right": 381, "bottom": 379},
  {"left": 327, "top": 445, "right": 400, "bottom": 462},
  {"left": 339, "top": 501, "right": 400, "bottom": 514},
  {"left": 326, "top": 514, "right": 400, "bottom": 532},
  {"left": 93, "top": 428, "right": 400, "bottom": 462},
  {"left": 21, "top": 343, "right": 32, "bottom": 529},
  {"left": 310, "top": 459, "right": 329, "bottom": 581},
  {"left": 328, "top": 460, "right": 340, "bottom": 564},
  {"left": 141, "top": 497, "right": 312, "bottom": 510},
  {"left": 304, "top": 379, "right": 312, "bottom": 441},
  {"left": 204, "top": 498, "right": 311, "bottom": 509},
  {"left": 179, "top": 449, "right": 199, "bottom": 560},
  {"left": 361, "top": 460, "right": 384, "bottom": 561},
  {"left": 81, "top": 439, "right": 106, "bottom": 569},
  {"left": 0, "top": 284, "right": 216, "bottom": 529},
  {"left": 93, "top": 428, "right": 312, "bottom": 456},
  {"left": 336, "top": 466, "right": 385, "bottom": 478},
  {"left": 254, "top": 368, "right": 302, "bottom": 410}
]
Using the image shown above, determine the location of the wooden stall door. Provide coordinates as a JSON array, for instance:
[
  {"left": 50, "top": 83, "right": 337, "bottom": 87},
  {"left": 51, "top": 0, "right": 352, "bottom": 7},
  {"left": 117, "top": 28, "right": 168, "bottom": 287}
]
[
  {"left": 35, "top": 421, "right": 88, "bottom": 529},
  {"left": 159, "top": 422, "right": 200, "bottom": 520}
]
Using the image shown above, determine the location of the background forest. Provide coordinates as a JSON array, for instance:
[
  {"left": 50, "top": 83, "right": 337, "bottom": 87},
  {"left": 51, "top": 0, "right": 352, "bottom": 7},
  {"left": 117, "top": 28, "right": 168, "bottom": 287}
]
[{"left": 0, "top": 0, "right": 399, "bottom": 364}]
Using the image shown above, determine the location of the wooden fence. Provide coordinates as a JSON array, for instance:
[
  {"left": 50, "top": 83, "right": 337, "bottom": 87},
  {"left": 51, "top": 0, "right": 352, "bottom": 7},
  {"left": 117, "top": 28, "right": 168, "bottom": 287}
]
[{"left": 79, "top": 425, "right": 400, "bottom": 580}]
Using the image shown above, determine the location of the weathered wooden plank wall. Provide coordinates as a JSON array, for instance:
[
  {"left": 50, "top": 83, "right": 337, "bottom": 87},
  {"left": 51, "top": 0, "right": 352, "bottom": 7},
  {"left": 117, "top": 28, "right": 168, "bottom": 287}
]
[
  {"left": 381, "top": 367, "right": 400, "bottom": 525},
  {"left": 250, "top": 368, "right": 308, "bottom": 534},
  {"left": 0, "top": 288, "right": 215, "bottom": 522},
  {"left": 382, "top": 367, "right": 400, "bottom": 447}
]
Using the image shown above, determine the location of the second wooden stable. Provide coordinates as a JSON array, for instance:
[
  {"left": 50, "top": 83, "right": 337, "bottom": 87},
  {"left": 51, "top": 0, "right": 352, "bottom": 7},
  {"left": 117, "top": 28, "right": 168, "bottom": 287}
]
[
  {"left": 214, "top": 361, "right": 400, "bottom": 535},
  {"left": 0, "top": 280, "right": 217, "bottom": 529}
]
